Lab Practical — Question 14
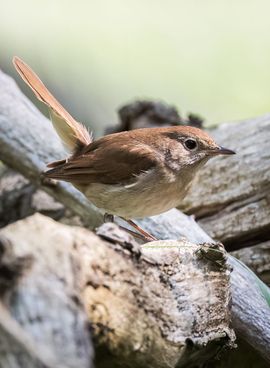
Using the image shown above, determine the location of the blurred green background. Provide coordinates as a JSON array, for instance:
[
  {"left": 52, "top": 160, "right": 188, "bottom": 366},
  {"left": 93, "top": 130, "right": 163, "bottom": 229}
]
[{"left": 1, "top": 0, "right": 270, "bottom": 135}]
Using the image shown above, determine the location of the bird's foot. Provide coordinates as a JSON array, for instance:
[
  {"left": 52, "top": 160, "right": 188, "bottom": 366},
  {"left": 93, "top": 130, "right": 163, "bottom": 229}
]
[
  {"left": 103, "top": 214, "right": 157, "bottom": 242},
  {"left": 120, "top": 217, "right": 157, "bottom": 242}
]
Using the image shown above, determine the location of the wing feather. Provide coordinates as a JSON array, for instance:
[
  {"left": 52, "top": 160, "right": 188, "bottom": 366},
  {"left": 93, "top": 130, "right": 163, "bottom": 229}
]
[{"left": 44, "top": 135, "right": 160, "bottom": 185}]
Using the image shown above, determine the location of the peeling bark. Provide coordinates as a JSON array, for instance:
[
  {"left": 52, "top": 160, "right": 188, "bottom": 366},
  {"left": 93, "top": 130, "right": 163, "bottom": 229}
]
[{"left": 0, "top": 214, "right": 234, "bottom": 368}]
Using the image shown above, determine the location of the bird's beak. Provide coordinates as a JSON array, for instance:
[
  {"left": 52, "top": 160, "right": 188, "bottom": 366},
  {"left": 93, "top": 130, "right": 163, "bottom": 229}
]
[{"left": 209, "top": 146, "right": 236, "bottom": 155}]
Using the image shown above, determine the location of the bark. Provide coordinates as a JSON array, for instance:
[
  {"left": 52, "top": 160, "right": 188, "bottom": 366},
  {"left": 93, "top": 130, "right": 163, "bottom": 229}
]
[
  {"left": 1, "top": 165, "right": 269, "bottom": 283},
  {"left": 0, "top": 214, "right": 234, "bottom": 368},
  {"left": 0, "top": 216, "right": 93, "bottom": 368},
  {"left": 180, "top": 116, "right": 270, "bottom": 250},
  {"left": 0, "top": 165, "right": 63, "bottom": 227},
  {"left": 232, "top": 241, "right": 270, "bottom": 286},
  {"left": 0, "top": 166, "right": 82, "bottom": 228},
  {"left": 0, "top": 69, "right": 270, "bottom": 364},
  {"left": 1, "top": 165, "right": 269, "bottom": 290}
]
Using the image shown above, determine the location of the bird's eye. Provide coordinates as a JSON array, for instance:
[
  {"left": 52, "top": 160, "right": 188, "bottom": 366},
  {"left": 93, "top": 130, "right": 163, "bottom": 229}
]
[{"left": 184, "top": 138, "right": 198, "bottom": 151}]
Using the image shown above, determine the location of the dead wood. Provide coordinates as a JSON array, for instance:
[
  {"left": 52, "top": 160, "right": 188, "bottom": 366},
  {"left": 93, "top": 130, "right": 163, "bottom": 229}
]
[
  {"left": 180, "top": 116, "right": 270, "bottom": 251},
  {"left": 0, "top": 69, "right": 270, "bottom": 365},
  {"left": 0, "top": 214, "right": 234, "bottom": 368}
]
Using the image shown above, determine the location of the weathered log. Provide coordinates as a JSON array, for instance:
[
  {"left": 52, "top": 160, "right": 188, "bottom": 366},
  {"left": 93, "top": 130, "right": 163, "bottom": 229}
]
[
  {"left": 1, "top": 164, "right": 269, "bottom": 293},
  {"left": 232, "top": 241, "right": 270, "bottom": 286},
  {"left": 0, "top": 166, "right": 82, "bottom": 228},
  {"left": 0, "top": 166, "right": 63, "bottom": 227},
  {"left": 0, "top": 214, "right": 234, "bottom": 368},
  {"left": 0, "top": 216, "right": 93, "bottom": 368},
  {"left": 0, "top": 69, "right": 270, "bottom": 363},
  {"left": 106, "top": 99, "right": 203, "bottom": 134},
  {"left": 1, "top": 166, "right": 269, "bottom": 291},
  {"left": 180, "top": 116, "right": 270, "bottom": 250}
]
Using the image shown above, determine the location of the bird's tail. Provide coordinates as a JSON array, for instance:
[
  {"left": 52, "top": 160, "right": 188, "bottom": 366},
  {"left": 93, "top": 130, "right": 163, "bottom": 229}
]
[{"left": 13, "top": 56, "right": 92, "bottom": 155}]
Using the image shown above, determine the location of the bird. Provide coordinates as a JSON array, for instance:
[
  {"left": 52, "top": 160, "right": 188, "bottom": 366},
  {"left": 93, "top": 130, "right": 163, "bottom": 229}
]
[{"left": 13, "top": 56, "right": 235, "bottom": 241}]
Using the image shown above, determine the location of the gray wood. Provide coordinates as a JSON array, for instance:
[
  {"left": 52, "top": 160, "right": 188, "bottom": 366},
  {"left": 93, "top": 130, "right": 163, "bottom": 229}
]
[
  {"left": 0, "top": 214, "right": 234, "bottom": 368},
  {"left": 180, "top": 116, "right": 270, "bottom": 249},
  {"left": 232, "top": 241, "right": 270, "bottom": 286},
  {"left": 0, "top": 216, "right": 93, "bottom": 368},
  {"left": 0, "top": 166, "right": 83, "bottom": 227},
  {"left": 0, "top": 69, "right": 270, "bottom": 364}
]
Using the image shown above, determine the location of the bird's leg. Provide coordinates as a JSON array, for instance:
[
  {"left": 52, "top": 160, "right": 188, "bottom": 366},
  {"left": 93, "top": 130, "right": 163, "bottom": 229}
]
[
  {"left": 120, "top": 217, "right": 157, "bottom": 242},
  {"left": 118, "top": 226, "right": 151, "bottom": 242},
  {"left": 102, "top": 213, "right": 157, "bottom": 242}
]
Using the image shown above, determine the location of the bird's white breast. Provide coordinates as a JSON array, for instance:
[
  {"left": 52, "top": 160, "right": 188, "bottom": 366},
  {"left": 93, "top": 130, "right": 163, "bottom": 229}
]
[{"left": 80, "top": 168, "right": 193, "bottom": 219}]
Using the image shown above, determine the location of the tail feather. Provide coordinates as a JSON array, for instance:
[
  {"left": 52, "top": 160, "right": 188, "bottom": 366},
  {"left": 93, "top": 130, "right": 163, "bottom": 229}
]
[{"left": 13, "top": 56, "right": 92, "bottom": 153}]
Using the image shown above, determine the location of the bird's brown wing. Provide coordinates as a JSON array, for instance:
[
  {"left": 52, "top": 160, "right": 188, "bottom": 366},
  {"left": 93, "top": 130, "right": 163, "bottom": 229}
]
[{"left": 44, "top": 134, "right": 161, "bottom": 185}]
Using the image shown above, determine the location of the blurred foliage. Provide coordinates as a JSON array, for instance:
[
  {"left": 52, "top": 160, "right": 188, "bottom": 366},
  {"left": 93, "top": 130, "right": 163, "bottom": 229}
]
[{"left": 1, "top": 0, "right": 270, "bottom": 136}]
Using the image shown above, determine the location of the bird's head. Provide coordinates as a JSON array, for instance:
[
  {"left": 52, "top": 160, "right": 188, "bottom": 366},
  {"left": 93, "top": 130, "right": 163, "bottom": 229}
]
[{"left": 159, "top": 125, "right": 235, "bottom": 171}]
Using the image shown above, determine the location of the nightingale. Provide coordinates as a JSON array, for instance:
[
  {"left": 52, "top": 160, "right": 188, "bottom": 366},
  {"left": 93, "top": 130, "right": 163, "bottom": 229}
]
[{"left": 13, "top": 57, "right": 235, "bottom": 241}]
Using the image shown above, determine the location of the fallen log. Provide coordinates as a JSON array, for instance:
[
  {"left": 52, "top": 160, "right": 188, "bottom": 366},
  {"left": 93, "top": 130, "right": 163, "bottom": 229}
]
[
  {"left": 0, "top": 215, "right": 93, "bottom": 368},
  {"left": 0, "top": 68, "right": 270, "bottom": 364},
  {"left": 0, "top": 214, "right": 234, "bottom": 368},
  {"left": 180, "top": 115, "right": 270, "bottom": 250},
  {"left": 231, "top": 241, "right": 270, "bottom": 286}
]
